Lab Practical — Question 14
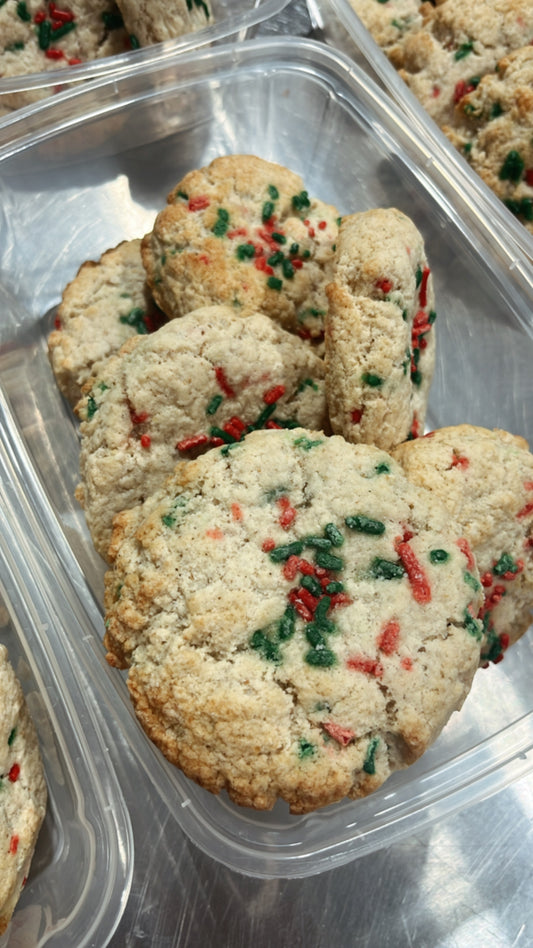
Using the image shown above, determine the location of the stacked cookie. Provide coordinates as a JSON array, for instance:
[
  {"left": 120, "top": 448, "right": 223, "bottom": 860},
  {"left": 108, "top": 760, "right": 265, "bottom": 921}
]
[
  {"left": 0, "top": 0, "right": 212, "bottom": 114},
  {"left": 349, "top": 0, "right": 533, "bottom": 233},
  {"left": 0, "top": 646, "right": 47, "bottom": 936},
  {"left": 47, "top": 154, "right": 533, "bottom": 815}
]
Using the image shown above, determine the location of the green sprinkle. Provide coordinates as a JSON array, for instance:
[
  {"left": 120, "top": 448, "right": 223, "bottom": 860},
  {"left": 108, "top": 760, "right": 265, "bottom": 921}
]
[
  {"left": 268, "top": 184, "right": 279, "bottom": 200},
  {"left": 415, "top": 265, "right": 423, "bottom": 287},
  {"left": 370, "top": 558, "right": 405, "bottom": 580},
  {"left": 250, "top": 630, "right": 281, "bottom": 663},
  {"left": 278, "top": 605, "right": 296, "bottom": 641},
  {"left": 361, "top": 372, "right": 383, "bottom": 387},
  {"left": 267, "top": 276, "right": 283, "bottom": 291},
  {"left": 374, "top": 462, "right": 390, "bottom": 475},
  {"left": 304, "top": 535, "right": 332, "bottom": 551},
  {"left": 493, "top": 552, "right": 519, "bottom": 575},
  {"left": 301, "top": 574, "right": 323, "bottom": 597},
  {"left": 50, "top": 20, "right": 76, "bottom": 40},
  {"left": 325, "top": 581, "right": 344, "bottom": 594},
  {"left": 454, "top": 40, "right": 474, "bottom": 60},
  {"left": 262, "top": 200, "right": 275, "bottom": 222},
  {"left": 464, "top": 571, "right": 481, "bottom": 591},
  {"left": 206, "top": 394, "right": 223, "bottom": 415},
  {"left": 292, "top": 191, "right": 311, "bottom": 213},
  {"left": 236, "top": 243, "right": 256, "bottom": 260},
  {"left": 464, "top": 610, "right": 482, "bottom": 641},
  {"left": 289, "top": 242, "right": 299, "bottom": 256},
  {"left": 120, "top": 307, "right": 148, "bottom": 333},
  {"left": 499, "top": 150, "right": 525, "bottom": 182},
  {"left": 324, "top": 523, "right": 344, "bottom": 547},
  {"left": 282, "top": 259, "right": 295, "bottom": 279},
  {"left": 306, "top": 624, "right": 328, "bottom": 648},
  {"left": 271, "top": 232, "right": 286, "bottom": 244},
  {"left": 345, "top": 514, "right": 385, "bottom": 536},
  {"left": 315, "top": 552, "right": 344, "bottom": 572},
  {"left": 363, "top": 737, "right": 380, "bottom": 774},
  {"left": 87, "top": 394, "right": 98, "bottom": 420},
  {"left": 129, "top": 34, "right": 140, "bottom": 49},
  {"left": 314, "top": 596, "right": 332, "bottom": 626},
  {"left": 269, "top": 541, "right": 304, "bottom": 562},
  {"left": 209, "top": 425, "right": 235, "bottom": 444},
  {"left": 5, "top": 41, "right": 25, "bottom": 51},
  {"left": 267, "top": 250, "right": 284, "bottom": 267},
  {"left": 7, "top": 728, "right": 16, "bottom": 746},
  {"left": 429, "top": 549, "right": 450, "bottom": 564},
  {"left": 298, "top": 739, "right": 316, "bottom": 759},
  {"left": 38, "top": 20, "right": 52, "bottom": 49},
  {"left": 177, "top": 189, "right": 188, "bottom": 200},
  {"left": 298, "top": 377, "right": 318, "bottom": 393},
  {"left": 411, "top": 368, "right": 423, "bottom": 387},
  {"left": 212, "top": 207, "right": 230, "bottom": 237},
  {"left": 305, "top": 646, "right": 336, "bottom": 667},
  {"left": 293, "top": 436, "right": 323, "bottom": 451},
  {"left": 520, "top": 198, "right": 533, "bottom": 222},
  {"left": 490, "top": 102, "right": 503, "bottom": 119},
  {"left": 16, "top": 1, "right": 31, "bottom": 21}
]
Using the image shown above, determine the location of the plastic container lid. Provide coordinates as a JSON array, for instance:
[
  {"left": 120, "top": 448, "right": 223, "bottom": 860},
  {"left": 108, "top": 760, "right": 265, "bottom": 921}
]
[{"left": 0, "top": 36, "right": 532, "bottom": 881}]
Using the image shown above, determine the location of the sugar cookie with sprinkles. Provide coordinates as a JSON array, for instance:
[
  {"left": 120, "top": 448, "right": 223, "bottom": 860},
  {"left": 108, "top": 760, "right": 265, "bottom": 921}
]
[
  {"left": 48, "top": 238, "right": 166, "bottom": 406},
  {"left": 75, "top": 306, "right": 327, "bottom": 560},
  {"left": 141, "top": 154, "right": 340, "bottom": 341},
  {"left": 103, "top": 427, "right": 483, "bottom": 813},
  {"left": 116, "top": 0, "right": 212, "bottom": 46},
  {"left": 392, "top": 424, "right": 533, "bottom": 665},
  {"left": 0, "top": 645, "right": 47, "bottom": 936},
  {"left": 0, "top": 0, "right": 131, "bottom": 112},
  {"left": 393, "top": 0, "right": 533, "bottom": 129},
  {"left": 325, "top": 208, "right": 436, "bottom": 451},
  {"left": 442, "top": 46, "right": 533, "bottom": 235}
]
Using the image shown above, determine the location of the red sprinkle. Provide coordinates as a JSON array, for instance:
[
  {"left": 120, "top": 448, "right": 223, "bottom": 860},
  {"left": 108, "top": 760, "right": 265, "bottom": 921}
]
[
  {"left": 431, "top": 85, "right": 441, "bottom": 98},
  {"left": 34, "top": 10, "right": 46, "bottom": 22},
  {"left": 206, "top": 527, "right": 224, "bottom": 540},
  {"left": 254, "top": 255, "right": 274, "bottom": 275},
  {"left": 277, "top": 496, "right": 296, "bottom": 530},
  {"left": 517, "top": 501, "right": 533, "bottom": 519},
  {"left": 394, "top": 538, "right": 432, "bottom": 604},
  {"left": 329, "top": 592, "right": 352, "bottom": 610},
  {"left": 322, "top": 722, "right": 355, "bottom": 746},
  {"left": 263, "top": 384, "right": 285, "bottom": 405},
  {"left": 188, "top": 195, "right": 210, "bottom": 211},
  {"left": 140, "top": 434, "right": 151, "bottom": 448},
  {"left": 231, "top": 503, "right": 243, "bottom": 521},
  {"left": 176, "top": 433, "right": 209, "bottom": 452},
  {"left": 215, "top": 366, "right": 235, "bottom": 398},
  {"left": 46, "top": 48, "right": 65, "bottom": 60},
  {"left": 457, "top": 537, "right": 476, "bottom": 572},
  {"left": 318, "top": 220, "right": 327, "bottom": 230},
  {"left": 481, "top": 571, "right": 494, "bottom": 588},
  {"left": 351, "top": 407, "right": 363, "bottom": 424},
  {"left": 9, "top": 835, "right": 19, "bottom": 856},
  {"left": 130, "top": 410, "right": 149, "bottom": 425},
  {"left": 418, "top": 266, "right": 430, "bottom": 307},
  {"left": 401, "top": 656, "right": 413, "bottom": 670},
  {"left": 50, "top": 2, "right": 74, "bottom": 21},
  {"left": 376, "top": 278, "right": 393, "bottom": 294},
  {"left": 224, "top": 416, "right": 246, "bottom": 440},
  {"left": 8, "top": 763, "right": 20, "bottom": 783},
  {"left": 262, "top": 538, "right": 276, "bottom": 552},
  {"left": 54, "top": 316, "right": 62, "bottom": 330},
  {"left": 451, "top": 452, "right": 469, "bottom": 469},
  {"left": 377, "top": 619, "right": 400, "bottom": 655},
  {"left": 227, "top": 227, "right": 247, "bottom": 238},
  {"left": 288, "top": 589, "right": 314, "bottom": 622},
  {"left": 346, "top": 655, "right": 384, "bottom": 677}
]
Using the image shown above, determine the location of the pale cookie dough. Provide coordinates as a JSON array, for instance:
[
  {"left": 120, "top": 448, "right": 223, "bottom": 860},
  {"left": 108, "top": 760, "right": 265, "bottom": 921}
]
[
  {"left": 75, "top": 306, "right": 327, "bottom": 560},
  {"left": 103, "top": 428, "right": 483, "bottom": 814},
  {"left": 116, "top": 0, "right": 212, "bottom": 46},
  {"left": 443, "top": 46, "right": 533, "bottom": 234},
  {"left": 325, "top": 208, "right": 436, "bottom": 451},
  {"left": 392, "top": 425, "right": 533, "bottom": 664},
  {"left": 0, "top": 0, "right": 130, "bottom": 112},
  {"left": 141, "top": 154, "right": 340, "bottom": 340},
  {"left": 0, "top": 645, "right": 47, "bottom": 936},
  {"left": 48, "top": 238, "right": 166, "bottom": 406},
  {"left": 394, "top": 0, "right": 533, "bottom": 128}
]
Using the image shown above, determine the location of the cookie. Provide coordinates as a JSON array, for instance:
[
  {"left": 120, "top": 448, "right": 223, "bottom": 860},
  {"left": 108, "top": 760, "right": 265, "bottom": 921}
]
[
  {"left": 75, "top": 306, "right": 327, "bottom": 560},
  {"left": 141, "top": 154, "right": 340, "bottom": 340},
  {"left": 392, "top": 425, "right": 533, "bottom": 664},
  {"left": 116, "top": 0, "right": 212, "bottom": 46},
  {"left": 443, "top": 46, "right": 533, "bottom": 234},
  {"left": 48, "top": 238, "right": 166, "bottom": 406},
  {"left": 103, "top": 427, "right": 483, "bottom": 813},
  {"left": 325, "top": 208, "right": 436, "bottom": 450},
  {"left": 348, "top": 0, "right": 424, "bottom": 55},
  {"left": 0, "top": 1, "right": 131, "bottom": 112},
  {"left": 0, "top": 645, "right": 47, "bottom": 936},
  {"left": 394, "top": 0, "right": 533, "bottom": 128}
]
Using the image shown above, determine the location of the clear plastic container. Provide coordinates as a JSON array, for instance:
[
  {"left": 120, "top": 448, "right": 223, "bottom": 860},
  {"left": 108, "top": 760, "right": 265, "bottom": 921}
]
[
  {"left": 326, "top": 0, "right": 533, "bottom": 262},
  {"left": 0, "top": 36, "right": 532, "bottom": 882},
  {"left": 0, "top": 0, "right": 289, "bottom": 118},
  {"left": 0, "top": 443, "right": 134, "bottom": 943}
]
